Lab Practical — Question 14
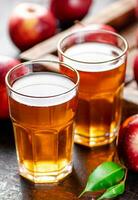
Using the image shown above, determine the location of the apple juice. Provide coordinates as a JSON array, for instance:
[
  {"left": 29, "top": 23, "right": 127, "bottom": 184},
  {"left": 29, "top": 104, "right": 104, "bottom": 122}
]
[
  {"left": 9, "top": 73, "right": 78, "bottom": 183},
  {"left": 62, "top": 42, "right": 126, "bottom": 147}
]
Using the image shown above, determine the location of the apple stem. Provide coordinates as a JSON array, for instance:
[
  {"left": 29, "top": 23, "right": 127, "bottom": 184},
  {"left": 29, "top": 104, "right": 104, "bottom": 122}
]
[
  {"left": 27, "top": 7, "right": 35, "bottom": 13},
  {"left": 74, "top": 20, "right": 85, "bottom": 27}
]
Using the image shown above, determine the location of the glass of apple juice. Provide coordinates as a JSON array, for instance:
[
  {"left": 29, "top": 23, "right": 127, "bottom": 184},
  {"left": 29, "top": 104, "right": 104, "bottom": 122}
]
[
  {"left": 58, "top": 28, "right": 128, "bottom": 147},
  {"left": 5, "top": 60, "right": 79, "bottom": 183}
]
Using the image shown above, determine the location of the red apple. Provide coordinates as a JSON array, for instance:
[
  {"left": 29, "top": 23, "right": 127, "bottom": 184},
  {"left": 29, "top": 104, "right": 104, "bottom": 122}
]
[
  {"left": 78, "top": 24, "right": 117, "bottom": 45},
  {"left": 80, "top": 24, "right": 116, "bottom": 32},
  {"left": 133, "top": 53, "right": 138, "bottom": 84},
  {"left": 9, "top": 3, "right": 57, "bottom": 51},
  {"left": 0, "top": 56, "right": 20, "bottom": 119},
  {"left": 50, "top": 0, "right": 92, "bottom": 23},
  {"left": 117, "top": 115, "right": 138, "bottom": 172}
]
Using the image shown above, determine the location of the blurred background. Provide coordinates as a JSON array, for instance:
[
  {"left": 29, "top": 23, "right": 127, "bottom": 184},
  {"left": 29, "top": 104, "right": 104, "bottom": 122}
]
[{"left": 1, "top": 0, "right": 116, "bottom": 57}]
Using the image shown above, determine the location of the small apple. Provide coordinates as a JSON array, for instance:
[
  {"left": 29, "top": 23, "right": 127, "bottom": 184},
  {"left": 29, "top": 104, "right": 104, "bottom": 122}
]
[
  {"left": 0, "top": 56, "right": 20, "bottom": 119},
  {"left": 133, "top": 53, "right": 138, "bottom": 84},
  {"left": 117, "top": 115, "right": 138, "bottom": 172},
  {"left": 50, "top": 0, "right": 92, "bottom": 27},
  {"left": 9, "top": 3, "right": 57, "bottom": 51}
]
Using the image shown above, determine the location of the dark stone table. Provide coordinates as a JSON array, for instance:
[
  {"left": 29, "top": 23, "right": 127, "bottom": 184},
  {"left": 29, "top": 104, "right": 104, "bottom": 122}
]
[{"left": 1, "top": 117, "right": 138, "bottom": 200}]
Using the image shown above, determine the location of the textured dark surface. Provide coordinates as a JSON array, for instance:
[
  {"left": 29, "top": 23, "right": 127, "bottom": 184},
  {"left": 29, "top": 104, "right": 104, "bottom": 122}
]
[
  {"left": 1, "top": 114, "right": 138, "bottom": 200},
  {"left": 1, "top": 0, "right": 138, "bottom": 200}
]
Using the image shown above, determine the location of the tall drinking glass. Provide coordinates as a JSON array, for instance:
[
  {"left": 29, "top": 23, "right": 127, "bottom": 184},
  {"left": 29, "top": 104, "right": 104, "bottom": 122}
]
[
  {"left": 5, "top": 60, "right": 79, "bottom": 183},
  {"left": 58, "top": 29, "right": 128, "bottom": 147}
]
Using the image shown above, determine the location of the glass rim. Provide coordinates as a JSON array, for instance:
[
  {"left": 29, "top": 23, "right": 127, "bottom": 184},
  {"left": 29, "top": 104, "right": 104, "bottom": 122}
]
[
  {"left": 5, "top": 59, "right": 80, "bottom": 99},
  {"left": 57, "top": 28, "right": 128, "bottom": 65}
]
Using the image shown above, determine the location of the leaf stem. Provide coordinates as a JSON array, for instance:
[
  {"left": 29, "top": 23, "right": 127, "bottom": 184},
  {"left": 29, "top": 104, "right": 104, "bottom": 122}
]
[
  {"left": 123, "top": 167, "right": 128, "bottom": 183},
  {"left": 78, "top": 190, "right": 85, "bottom": 198}
]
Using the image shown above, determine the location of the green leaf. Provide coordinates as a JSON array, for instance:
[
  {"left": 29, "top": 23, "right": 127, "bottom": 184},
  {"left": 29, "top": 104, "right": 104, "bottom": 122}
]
[
  {"left": 97, "top": 182, "right": 125, "bottom": 200},
  {"left": 79, "top": 161, "right": 125, "bottom": 197}
]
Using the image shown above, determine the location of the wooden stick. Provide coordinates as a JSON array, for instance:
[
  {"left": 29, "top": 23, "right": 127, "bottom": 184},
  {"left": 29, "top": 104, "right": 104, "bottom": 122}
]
[
  {"left": 82, "top": 0, "right": 136, "bottom": 28},
  {"left": 20, "top": 0, "right": 136, "bottom": 61}
]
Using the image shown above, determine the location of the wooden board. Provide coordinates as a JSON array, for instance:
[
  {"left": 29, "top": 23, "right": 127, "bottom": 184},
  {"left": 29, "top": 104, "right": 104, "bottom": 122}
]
[{"left": 20, "top": 0, "right": 136, "bottom": 60}]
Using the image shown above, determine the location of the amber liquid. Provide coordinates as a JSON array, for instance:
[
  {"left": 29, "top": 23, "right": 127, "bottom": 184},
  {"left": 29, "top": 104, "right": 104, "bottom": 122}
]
[
  {"left": 9, "top": 73, "right": 77, "bottom": 183},
  {"left": 64, "top": 43, "right": 126, "bottom": 147}
]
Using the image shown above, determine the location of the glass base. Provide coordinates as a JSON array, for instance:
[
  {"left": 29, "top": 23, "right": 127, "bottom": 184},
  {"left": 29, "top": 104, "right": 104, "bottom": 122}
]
[
  {"left": 74, "top": 132, "right": 117, "bottom": 147},
  {"left": 19, "top": 162, "right": 72, "bottom": 184}
]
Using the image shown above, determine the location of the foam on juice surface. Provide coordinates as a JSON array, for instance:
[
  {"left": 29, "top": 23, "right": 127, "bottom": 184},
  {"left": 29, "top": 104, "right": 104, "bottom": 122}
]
[
  {"left": 64, "top": 42, "right": 124, "bottom": 72},
  {"left": 12, "top": 73, "right": 76, "bottom": 107}
]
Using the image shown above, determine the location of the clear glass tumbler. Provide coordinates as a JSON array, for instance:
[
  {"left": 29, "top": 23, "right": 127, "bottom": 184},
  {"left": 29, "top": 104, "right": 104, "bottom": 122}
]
[
  {"left": 5, "top": 60, "right": 79, "bottom": 183},
  {"left": 58, "top": 29, "right": 128, "bottom": 147}
]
